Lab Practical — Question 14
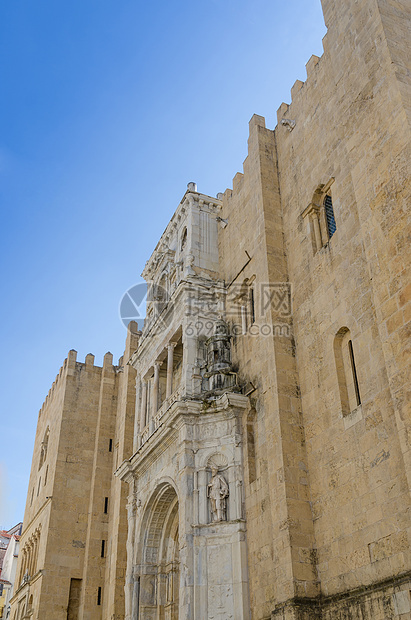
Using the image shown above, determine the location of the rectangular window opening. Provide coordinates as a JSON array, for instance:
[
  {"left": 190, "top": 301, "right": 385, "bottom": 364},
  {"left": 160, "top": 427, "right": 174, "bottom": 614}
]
[
  {"left": 68, "top": 578, "right": 82, "bottom": 617},
  {"left": 101, "top": 540, "right": 105, "bottom": 558},
  {"left": 104, "top": 497, "right": 108, "bottom": 514},
  {"left": 97, "top": 586, "right": 102, "bottom": 606},
  {"left": 348, "top": 340, "right": 361, "bottom": 406},
  {"left": 109, "top": 438, "right": 113, "bottom": 452}
]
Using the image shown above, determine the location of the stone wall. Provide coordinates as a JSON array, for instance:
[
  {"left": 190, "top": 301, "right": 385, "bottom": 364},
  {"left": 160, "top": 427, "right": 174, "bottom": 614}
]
[{"left": 217, "top": 0, "right": 410, "bottom": 617}]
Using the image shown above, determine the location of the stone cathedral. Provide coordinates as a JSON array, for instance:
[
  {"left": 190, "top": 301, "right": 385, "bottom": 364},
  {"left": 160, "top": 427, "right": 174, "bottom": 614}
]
[{"left": 9, "top": 0, "right": 410, "bottom": 619}]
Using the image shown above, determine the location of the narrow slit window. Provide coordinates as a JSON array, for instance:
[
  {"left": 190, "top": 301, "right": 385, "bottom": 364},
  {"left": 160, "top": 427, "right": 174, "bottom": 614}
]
[
  {"left": 97, "top": 586, "right": 102, "bottom": 605},
  {"left": 324, "top": 194, "right": 336, "bottom": 238},
  {"left": 104, "top": 497, "right": 108, "bottom": 514},
  {"left": 250, "top": 287, "right": 255, "bottom": 324},
  {"left": 101, "top": 540, "right": 105, "bottom": 558},
  {"left": 348, "top": 340, "right": 361, "bottom": 406},
  {"left": 109, "top": 438, "right": 113, "bottom": 452}
]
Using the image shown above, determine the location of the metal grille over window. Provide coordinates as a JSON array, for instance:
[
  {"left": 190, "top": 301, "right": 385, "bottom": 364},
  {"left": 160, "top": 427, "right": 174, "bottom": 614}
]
[{"left": 324, "top": 194, "right": 336, "bottom": 238}]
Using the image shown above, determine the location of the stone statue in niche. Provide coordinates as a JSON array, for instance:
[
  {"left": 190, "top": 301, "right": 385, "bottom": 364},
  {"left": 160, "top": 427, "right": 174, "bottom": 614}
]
[
  {"left": 207, "top": 466, "right": 229, "bottom": 522},
  {"left": 203, "top": 319, "right": 238, "bottom": 394}
]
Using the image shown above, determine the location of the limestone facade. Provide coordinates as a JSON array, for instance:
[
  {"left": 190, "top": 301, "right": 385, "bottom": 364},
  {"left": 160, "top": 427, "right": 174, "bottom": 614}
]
[{"left": 10, "top": 0, "right": 410, "bottom": 618}]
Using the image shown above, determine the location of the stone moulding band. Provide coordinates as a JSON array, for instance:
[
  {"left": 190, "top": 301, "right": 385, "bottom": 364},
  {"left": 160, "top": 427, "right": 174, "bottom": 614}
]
[{"left": 271, "top": 570, "right": 411, "bottom": 618}]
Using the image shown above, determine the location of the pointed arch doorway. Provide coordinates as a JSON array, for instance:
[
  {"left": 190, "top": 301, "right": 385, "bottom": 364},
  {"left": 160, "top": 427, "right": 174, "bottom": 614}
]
[{"left": 137, "top": 483, "right": 179, "bottom": 620}]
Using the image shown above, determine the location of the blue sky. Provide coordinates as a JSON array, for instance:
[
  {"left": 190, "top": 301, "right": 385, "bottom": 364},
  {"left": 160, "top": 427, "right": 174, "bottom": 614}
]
[{"left": 0, "top": 0, "right": 326, "bottom": 528}]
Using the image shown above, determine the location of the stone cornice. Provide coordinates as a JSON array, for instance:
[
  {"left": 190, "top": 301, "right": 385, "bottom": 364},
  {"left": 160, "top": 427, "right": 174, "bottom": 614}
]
[
  {"left": 114, "top": 459, "right": 134, "bottom": 483},
  {"left": 19, "top": 497, "right": 52, "bottom": 543},
  {"left": 9, "top": 569, "right": 43, "bottom": 603},
  {"left": 118, "top": 392, "right": 249, "bottom": 481}
]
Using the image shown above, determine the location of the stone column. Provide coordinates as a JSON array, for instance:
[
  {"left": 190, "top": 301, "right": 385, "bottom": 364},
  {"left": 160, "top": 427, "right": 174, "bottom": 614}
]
[
  {"left": 140, "top": 380, "right": 147, "bottom": 430},
  {"left": 125, "top": 476, "right": 137, "bottom": 620},
  {"left": 166, "top": 343, "right": 177, "bottom": 398},
  {"left": 33, "top": 536, "right": 38, "bottom": 574},
  {"left": 182, "top": 334, "right": 198, "bottom": 398},
  {"left": 24, "top": 547, "right": 29, "bottom": 578},
  {"left": 311, "top": 211, "right": 322, "bottom": 250},
  {"left": 198, "top": 469, "right": 208, "bottom": 524},
  {"left": 28, "top": 542, "right": 34, "bottom": 576},
  {"left": 133, "top": 378, "right": 141, "bottom": 452},
  {"left": 152, "top": 362, "right": 162, "bottom": 415},
  {"left": 193, "top": 469, "right": 199, "bottom": 525}
]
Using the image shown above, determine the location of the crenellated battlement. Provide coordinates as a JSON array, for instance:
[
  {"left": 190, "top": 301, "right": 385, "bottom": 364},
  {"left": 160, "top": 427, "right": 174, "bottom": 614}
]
[
  {"left": 38, "top": 349, "right": 117, "bottom": 418},
  {"left": 276, "top": 36, "right": 327, "bottom": 126},
  {"left": 38, "top": 352, "right": 74, "bottom": 417},
  {"left": 232, "top": 171, "right": 244, "bottom": 193},
  {"left": 221, "top": 33, "right": 327, "bottom": 198}
]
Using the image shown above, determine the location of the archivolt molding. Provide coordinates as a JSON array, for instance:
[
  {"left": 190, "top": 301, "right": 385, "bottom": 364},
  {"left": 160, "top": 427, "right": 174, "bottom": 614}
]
[{"left": 136, "top": 481, "right": 179, "bottom": 567}]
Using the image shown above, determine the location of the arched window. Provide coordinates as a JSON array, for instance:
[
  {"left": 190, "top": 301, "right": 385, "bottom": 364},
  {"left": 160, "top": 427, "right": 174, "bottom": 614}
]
[
  {"left": 302, "top": 179, "right": 336, "bottom": 253},
  {"left": 334, "top": 327, "right": 361, "bottom": 415},
  {"left": 324, "top": 193, "right": 336, "bottom": 238},
  {"left": 180, "top": 227, "right": 187, "bottom": 251},
  {"left": 154, "top": 273, "right": 169, "bottom": 316}
]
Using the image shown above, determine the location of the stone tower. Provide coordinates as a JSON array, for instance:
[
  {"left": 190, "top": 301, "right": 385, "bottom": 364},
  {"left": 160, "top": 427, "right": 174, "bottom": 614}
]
[{"left": 9, "top": 325, "right": 139, "bottom": 620}]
